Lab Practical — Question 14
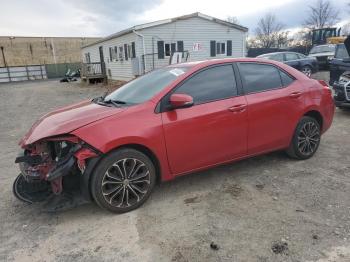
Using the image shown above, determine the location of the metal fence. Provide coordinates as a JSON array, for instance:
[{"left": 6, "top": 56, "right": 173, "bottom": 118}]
[
  {"left": 45, "top": 63, "right": 81, "bottom": 78},
  {"left": 0, "top": 65, "right": 46, "bottom": 83},
  {"left": 0, "top": 63, "right": 83, "bottom": 83}
]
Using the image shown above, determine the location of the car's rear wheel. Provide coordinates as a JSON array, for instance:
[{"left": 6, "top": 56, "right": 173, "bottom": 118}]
[
  {"left": 91, "top": 148, "right": 156, "bottom": 213},
  {"left": 301, "top": 65, "right": 312, "bottom": 77},
  {"left": 286, "top": 116, "right": 321, "bottom": 160}
]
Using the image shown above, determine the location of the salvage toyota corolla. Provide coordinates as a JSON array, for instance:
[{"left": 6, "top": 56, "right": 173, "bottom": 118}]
[{"left": 14, "top": 58, "right": 335, "bottom": 213}]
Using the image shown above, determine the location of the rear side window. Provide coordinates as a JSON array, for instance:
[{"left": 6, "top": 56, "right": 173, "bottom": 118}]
[
  {"left": 238, "top": 63, "right": 282, "bottom": 94},
  {"left": 174, "top": 64, "right": 237, "bottom": 104},
  {"left": 279, "top": 70, "right": 295, "bottom": 87}
]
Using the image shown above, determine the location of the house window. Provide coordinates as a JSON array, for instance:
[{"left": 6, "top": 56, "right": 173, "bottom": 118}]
[
  {"left": 85, "top": 53, "right": 91, "bottom": 63},
  {"left": 114, "top": 46, "right": 118, "bottom": 61},
  {"left": 128, "top": 45, "right": 132, "bottom": 58},
  {"left": 164, "top": 42, "right": 177, "bottom": 56},
  {"left": 119, "top": 46, "right": 124, "bottom": 60},
  {"left": 109, "top": 47, "right": 119, "bottom": 61},
  {"left": 216, "top": 42, "right": 226, "bottom": 55}
]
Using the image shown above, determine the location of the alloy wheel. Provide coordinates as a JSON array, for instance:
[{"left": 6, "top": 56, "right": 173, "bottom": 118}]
[
  {"left": 297, "top": 121, "right": 320, "bottom": 156},
  {"left": 101, "top": 158, "right": 151, "bottom": 208},
  {"left": 302, "top": 66, "right": 312, "bottom": 77}
]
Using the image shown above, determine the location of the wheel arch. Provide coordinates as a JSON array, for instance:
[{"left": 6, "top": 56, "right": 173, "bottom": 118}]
[
  {"left": 81, "top": 143, "right": 163, "bottom": 202},
  {"left": 303, "top": 110, "right": 323, "bottom": 130},
  {"left": 115, "top": 143, "right": 162, "bottom": 184}
]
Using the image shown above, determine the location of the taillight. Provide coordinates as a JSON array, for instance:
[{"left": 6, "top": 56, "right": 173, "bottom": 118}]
[
  {"left": 318, "top": 80, "right": 332, "bottom": 97},
  {"left": 318, "top": 80, "right": 329, "bottom": 88}
]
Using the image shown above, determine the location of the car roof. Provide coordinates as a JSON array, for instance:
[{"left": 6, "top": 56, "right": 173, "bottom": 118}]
[
  {"left": 167, "top": 57, "right": 302, "bottom": 71},
  {"left": 257, "top": 51, "right": 304, "bottom": 57}
]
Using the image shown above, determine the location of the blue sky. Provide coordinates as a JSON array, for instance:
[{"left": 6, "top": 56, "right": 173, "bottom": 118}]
[{"left": 0, "top": 0, "right": 348, "bottom": 37}]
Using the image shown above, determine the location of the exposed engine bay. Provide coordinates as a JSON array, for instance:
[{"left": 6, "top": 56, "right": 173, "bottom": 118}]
[{"left": 14, "top": 135, "right": 98, "bottom": 211}]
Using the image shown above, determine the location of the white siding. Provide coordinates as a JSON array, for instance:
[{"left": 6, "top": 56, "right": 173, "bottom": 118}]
[
  {"left": 82, "top": 33, "right": 137, "bottom": 81},
  {"left": 139, "top": 17, "right": 246, "bottom": 72},
  {"left": 81, "top": 16, "right": 247, "bottom": 80}
]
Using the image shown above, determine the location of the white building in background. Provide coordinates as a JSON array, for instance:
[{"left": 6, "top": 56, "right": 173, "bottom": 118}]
[{"left": 81, "top": 12, "right": 248, "bottom": 81}]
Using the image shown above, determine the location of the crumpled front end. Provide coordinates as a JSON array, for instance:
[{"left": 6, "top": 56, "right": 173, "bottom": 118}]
[{"left": 14, "top": 135, "right": 99, "bottom": 210}]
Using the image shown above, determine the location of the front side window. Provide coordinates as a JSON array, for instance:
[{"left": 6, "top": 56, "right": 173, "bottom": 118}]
[
  {"left": 174, "top": 64, "right": 237, "bottom": 104},
  {"left": 104, "top": 67, "right": 189, "bottom": 105},
  {"left": 285, "top": 53, "right": 299, "bottom": 61},
  {"left": 238, "top": 63, "right": 283, "bottom": 94}
]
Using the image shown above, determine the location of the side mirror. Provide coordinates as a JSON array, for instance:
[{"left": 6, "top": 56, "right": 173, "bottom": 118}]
[
  {"left": 342, "top": 58, "right": 350, "bottom": 63},
  {"left": 169, "top": 93, "right": 194, "bottom": 109}
]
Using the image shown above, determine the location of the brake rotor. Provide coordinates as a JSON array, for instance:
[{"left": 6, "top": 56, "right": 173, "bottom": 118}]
[{"left": 13, "top": 174, "right": 52, "bottom": 204}]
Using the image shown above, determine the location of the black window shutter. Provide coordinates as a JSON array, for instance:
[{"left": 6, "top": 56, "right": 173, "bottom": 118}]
[
  {"left": 131, "top": 42, "right": 136, "bottom": 58},
  {"left": 124, "top": 44, "right": 128, "bottom": 60},
  {"left": 227, "top": 40, "right": 232, "bottom": 56},
  {"left": 109, "top": 47, "right": 113, "bottom": 61},
  {"left": 177, "top": 41, "right": 184, "bottom": 52},
  {"left": 210, "top": 41, "right": 216, "bottom": 57},
  {"left": 157, "top": 41, "right": 164, "bottom": 59}
]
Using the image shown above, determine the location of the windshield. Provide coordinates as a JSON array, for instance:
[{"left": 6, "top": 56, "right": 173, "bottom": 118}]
[
  {"left": 335, "top": 44, "right": 349, "bottom": 59},
  {"left": 309, "top": 45, "right": 335, "bottom": 54},
  {"left": 104, "top": 67, "right": 189, "bottom": 105}
]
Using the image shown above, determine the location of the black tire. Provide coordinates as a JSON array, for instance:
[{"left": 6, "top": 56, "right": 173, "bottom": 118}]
[
  {"left": 13, "top": 174, "right": 51, "bottom": 203},
  {"left": 90, "top": 148, "right": 156, "bottom": 213},
  {"left": 286, "top": 116, "right": 321, "bottom": 160}
]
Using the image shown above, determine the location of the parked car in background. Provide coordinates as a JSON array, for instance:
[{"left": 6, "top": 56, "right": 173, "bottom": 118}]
[
  {"left": 329, "top": 43, "right": 350, "bottom": 85},
  {"left": 332, "top": 36, "right": 350, "bottom": 109},
  {"left": 308, "top": 44, "right": 336, "bottom": 69},
  {"left": 257, "top": 51, "right": 318, "bottom": 77},
  {"left": 14, "top": 58, "right": 334, "bottom": 213}
]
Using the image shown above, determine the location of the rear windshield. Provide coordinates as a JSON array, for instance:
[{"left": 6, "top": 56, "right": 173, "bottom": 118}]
[
  {"left": 104, "top": 67, "right": 189, "bottom": 104},
  {"left": 335, "top": 44, "right": 349, "bottom": 59},
  {"left": 309, "top": 45, "right": 335, "bottom": 54}
]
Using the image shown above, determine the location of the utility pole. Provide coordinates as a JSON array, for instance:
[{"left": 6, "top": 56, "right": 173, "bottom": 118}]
[{"left": 0, "top": 46, "right": 7, "bottom": 67}]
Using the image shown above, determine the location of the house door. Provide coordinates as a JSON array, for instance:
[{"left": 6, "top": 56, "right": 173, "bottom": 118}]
[{"left": 99, "top": 46, "right": 106, "bottom": 76}]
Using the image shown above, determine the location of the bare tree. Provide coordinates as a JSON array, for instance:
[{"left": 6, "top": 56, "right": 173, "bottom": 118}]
[
  {"left": 255, "top": 13, "right": 284, "bottom": 48},
  {"left": 303, "top": 0, "right": 340, "bottom": 29},
  {"left": 276, "top": 31, "right": 290, "bottom": 48},
  {"left": 342, "top": 23, "right": 350, "bottom": 36},
  {"left": 226, "top": 16, "right": 239, "bottom": 25}
]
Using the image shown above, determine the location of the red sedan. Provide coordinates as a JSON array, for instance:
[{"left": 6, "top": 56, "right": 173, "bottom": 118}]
[{"left": 14, "top": 58, "right": 335, "bottom": 213}]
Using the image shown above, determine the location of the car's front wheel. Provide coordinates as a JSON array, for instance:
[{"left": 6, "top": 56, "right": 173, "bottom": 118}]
[
  {"left": 91, "top": 148, "right": 156, "bottom": 213},
  {"left": 286, "top": 116, "right": 321, "bottom": 160}
]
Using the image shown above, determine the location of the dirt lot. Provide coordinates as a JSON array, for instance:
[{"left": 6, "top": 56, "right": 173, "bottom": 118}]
[{"left": 0, "top": 77, "right": 349, "bottom": 262}]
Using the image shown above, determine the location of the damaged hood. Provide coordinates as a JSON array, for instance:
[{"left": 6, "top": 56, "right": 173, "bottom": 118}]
[{"left": 20, "top": 100, "right": 126, "bottom": 146}]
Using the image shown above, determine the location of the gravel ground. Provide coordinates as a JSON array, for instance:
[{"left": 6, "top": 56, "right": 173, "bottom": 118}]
[{"left": 0, "top": 76, "right": 349, "bottom": 262}]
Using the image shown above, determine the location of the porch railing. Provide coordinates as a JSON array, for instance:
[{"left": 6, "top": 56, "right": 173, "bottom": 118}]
[{"left": 81, "top": 62, "right": 105, "bottom": 78}]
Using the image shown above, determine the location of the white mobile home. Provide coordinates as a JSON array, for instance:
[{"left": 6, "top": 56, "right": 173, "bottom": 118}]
[{"left": 81, "top": 12, "right": 248, "bottom": 81}]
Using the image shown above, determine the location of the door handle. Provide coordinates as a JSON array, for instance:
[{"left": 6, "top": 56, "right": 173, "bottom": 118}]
[
  {"left": 228, "top": 104, "right": 246, "bottom": 113},
  {"left": 289, "top": 92, "right": 302, "bottom": 98}
]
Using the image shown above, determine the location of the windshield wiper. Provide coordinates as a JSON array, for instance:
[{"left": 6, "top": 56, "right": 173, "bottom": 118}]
[{"left": 103, "top": 99, "right": 127, "bottom": 107}]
